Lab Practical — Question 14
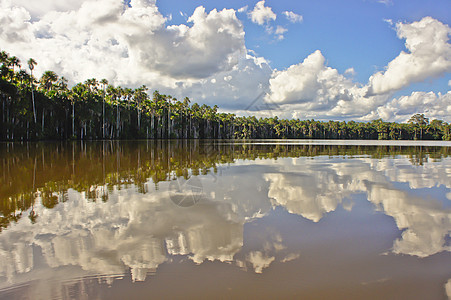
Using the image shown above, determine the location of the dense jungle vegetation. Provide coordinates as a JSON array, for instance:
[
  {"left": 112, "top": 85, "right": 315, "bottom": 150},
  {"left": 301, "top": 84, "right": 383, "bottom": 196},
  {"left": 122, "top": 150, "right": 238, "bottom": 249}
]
[{"left": 1, "top": 50, "right": 450, "bottom": 141}]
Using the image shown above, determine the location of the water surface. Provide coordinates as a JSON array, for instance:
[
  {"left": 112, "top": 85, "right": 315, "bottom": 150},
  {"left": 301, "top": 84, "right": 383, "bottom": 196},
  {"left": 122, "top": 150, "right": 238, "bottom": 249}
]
[{"left": 1, "top": 140, "right": 450, "bottom": 299}]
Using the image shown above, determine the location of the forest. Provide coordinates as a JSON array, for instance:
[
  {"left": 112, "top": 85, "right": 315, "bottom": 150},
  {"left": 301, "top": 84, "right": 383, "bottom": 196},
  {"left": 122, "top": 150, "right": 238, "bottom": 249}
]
[{"left": 1, "top": 50, "right": 450, "bottom": 141}]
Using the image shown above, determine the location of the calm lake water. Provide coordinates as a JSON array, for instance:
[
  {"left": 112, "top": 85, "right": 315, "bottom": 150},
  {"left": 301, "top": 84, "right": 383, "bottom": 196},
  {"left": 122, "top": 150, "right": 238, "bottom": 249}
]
[{"left": 1, "top": 140, "right": 451, "bottom": 299}]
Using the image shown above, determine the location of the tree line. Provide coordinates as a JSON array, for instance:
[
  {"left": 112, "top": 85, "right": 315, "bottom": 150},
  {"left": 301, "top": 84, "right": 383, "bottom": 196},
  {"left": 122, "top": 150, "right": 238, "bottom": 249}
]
[{"left": 1, "top": 50, "right": 450, "bottom": 141}]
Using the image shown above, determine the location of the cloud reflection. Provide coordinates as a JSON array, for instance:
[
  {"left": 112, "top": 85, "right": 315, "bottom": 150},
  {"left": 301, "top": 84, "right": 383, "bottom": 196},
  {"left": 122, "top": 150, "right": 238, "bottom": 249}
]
[
  {"left": 0, "top": 154, "right": 449, "bottom": 291},
  {"left": 0, "top": 186, "right": 244, "bottom": 284},
  {"left": 264, "top": 157, "right": 451, "bottom": 257}
]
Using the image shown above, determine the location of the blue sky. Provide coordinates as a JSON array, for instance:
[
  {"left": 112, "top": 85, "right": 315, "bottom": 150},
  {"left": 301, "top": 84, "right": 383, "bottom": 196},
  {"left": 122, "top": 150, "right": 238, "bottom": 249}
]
[
  {"left": 1, "top": 0, "right": 450, "bottom": 122},
  {"left": 160, "top": 0, "right": 450, "bottom": 85}
]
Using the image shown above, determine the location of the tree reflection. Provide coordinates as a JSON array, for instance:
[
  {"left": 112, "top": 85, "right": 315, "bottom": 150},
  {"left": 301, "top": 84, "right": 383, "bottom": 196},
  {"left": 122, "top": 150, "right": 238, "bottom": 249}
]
[
  {"left": 0, "top": 141, "right": 449, "bottom": 295},
  {"left": 0, "top": 141, "right": 449, "bottom": 231}
]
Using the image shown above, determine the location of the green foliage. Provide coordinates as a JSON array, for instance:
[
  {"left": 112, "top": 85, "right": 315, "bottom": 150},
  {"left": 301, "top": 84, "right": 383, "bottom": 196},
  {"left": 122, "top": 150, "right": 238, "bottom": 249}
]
[{"left": 1, "top": 49, "right": 450, "bottom": 141}]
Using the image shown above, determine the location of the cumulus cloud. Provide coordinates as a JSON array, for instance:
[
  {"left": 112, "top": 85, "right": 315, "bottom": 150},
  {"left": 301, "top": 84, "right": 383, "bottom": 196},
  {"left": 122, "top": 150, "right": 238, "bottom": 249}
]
[
  {"left": 368, "top": 17, "right": 451, "bottom": 95},
  {"left": 265, "top": 50, "right": 382, "bottom": 119},
  {"left": 366, "top": 91, "right": 451, "bottom": 122},
  {"left": 145, "top": 6, "right": 245, "bottom": 79},
  {"left": 0, "top": 0, "right": 276, "bottom": 110},
  {"left": 267, "top": 50, "right": 353, "bottom": 105},
  {"left": 248, "top": 0, "right": 276, "bottom": 25},
  {"left": 282, "top": 11, "right": 303, "bottom": 23},
  {"left": 171, "top": 53, "right": 272, "bottom": 109},
  {"left": 265, "top": 17, "right": 451, "bottom": 122},
  {"left": 12, "top": 0, "right": 86, "bottom": 18},
  {"left": 247, "top": 1, "right": 286, "bottom": 41},
  {"left": 0, "top": 0, "right": 449, "bottom": 122},
  {"left": 0, "top": 0, "right": 246, "bottom": 84},
  {"left": 177, "top": 50, "right": 272, "bottom": 110}
]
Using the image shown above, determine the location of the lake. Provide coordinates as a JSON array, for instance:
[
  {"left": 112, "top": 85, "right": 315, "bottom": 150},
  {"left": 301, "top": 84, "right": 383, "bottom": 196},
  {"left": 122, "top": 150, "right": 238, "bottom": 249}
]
[{"left": 1, "top": 140, "right": 450, "bottom": 299}]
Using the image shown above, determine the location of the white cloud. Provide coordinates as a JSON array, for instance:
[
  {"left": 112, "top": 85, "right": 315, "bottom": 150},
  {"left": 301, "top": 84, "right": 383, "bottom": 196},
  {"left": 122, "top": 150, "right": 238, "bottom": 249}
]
[
  {"left": 171, "top": 53, "right": 272, "bottom": 110},
  {"left": 0, "top": 0, "right": 449, "bottom": 122},
  {"left": 345, "top": 68, "right": 356, "bottom": 76},
  {"left": 0, "top": 0, "right": 246, "bottom": 85},
  {"left": 238, "top": 5, "right": 248, "bottom": 13},
  {"left": 248, "top": 4, "right": 286, "bottom": 42},
  {"left": 265, "top": 50, "right": 381, "bottom": 119},
  {"left": 265, "top": 17, "right": 451, "bottom": 122},
  {"left": 282, "top": 11, "right": 303, "bottom": 23},
  {"left": 275, "top": 25, "right": 287, "bottom": 40},
  {"left": 383, "top": 18, "right": 393, "bottom": 26},
  {"left": 12, "top": 0, "right": 86, "bottom": 19},
  {"left": 248, "top": 0, "right": 276, "bottom": 25},
  {"left": 267, "top": 50, "right": 331, "bottom": 104},
  {"left": 275, "top": 26, "right": 287, "bottom": 35},
  {"left": 0, "top": 0, "right": 274, "bottom": 110},
  {"left": 366, "top": 91, "right": 451, "bottom": 122},
  {"left": 368, "top": 17, "right": 451, "bottom": 95}
]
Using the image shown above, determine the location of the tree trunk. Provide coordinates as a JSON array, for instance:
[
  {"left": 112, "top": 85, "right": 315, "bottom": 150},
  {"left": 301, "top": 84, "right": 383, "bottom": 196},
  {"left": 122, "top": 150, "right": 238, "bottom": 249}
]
[
  {"left": 31, "top": 89, "right": 36, "bottom": 124},
  {"left": 30, "top": 70, "right": 37, "bottom": 124},
  {"left": 151, "top": 112, "right": 154, "bottom": 139}
]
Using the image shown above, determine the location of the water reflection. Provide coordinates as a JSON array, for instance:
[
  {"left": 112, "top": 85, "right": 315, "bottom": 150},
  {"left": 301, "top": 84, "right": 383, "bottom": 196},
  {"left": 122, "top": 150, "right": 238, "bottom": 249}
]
[
  {"left": 0, "top": 141, "right": 450, "bottom": 299},
  {"left": 264, "top": 157, "right": 451, "bottom": 257}
]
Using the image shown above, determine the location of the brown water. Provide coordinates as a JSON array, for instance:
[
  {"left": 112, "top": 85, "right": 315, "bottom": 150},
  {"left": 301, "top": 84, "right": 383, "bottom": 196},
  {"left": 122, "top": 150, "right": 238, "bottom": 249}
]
[{"left": 0, "top": 140, "right": 450, "bottom": 300}]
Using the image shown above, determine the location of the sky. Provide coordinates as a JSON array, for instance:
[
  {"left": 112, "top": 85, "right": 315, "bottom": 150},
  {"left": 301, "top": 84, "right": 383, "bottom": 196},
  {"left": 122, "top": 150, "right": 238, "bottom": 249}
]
[{"left": 0, "top": 0, "right": 450, "bottom": 122}]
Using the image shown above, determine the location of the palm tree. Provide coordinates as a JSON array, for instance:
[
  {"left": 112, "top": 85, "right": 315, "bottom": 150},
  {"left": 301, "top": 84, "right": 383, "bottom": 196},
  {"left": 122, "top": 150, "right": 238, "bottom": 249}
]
[
  {"left": 27, "top": 58, "right": 37, "bottom": 123},
  {"left": 116, "top": 86, "right": 124, "bottom": 138},
  {"left": 39, "top": 71, "right": 58, "bottom": 133},
  {"left": 9, "top": 56, "right": 20, "bottom": 74},
  {"left": 40, "top": 70, "right": 58, "bottom": 92}
]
